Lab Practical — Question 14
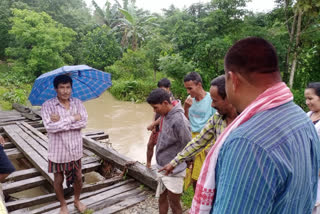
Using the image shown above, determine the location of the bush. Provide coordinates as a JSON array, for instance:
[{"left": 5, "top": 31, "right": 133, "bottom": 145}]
[
  {"left": 292, "top": 88, "right": 307, "bottom": 111},
  {"left": 109, "top": 79, "right": 156, "bottom": 103}
]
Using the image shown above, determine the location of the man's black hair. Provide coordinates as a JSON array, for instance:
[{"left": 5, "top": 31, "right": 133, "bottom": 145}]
[
  {"left": 184, "top": 72, "right": 203, "bottom": 85},
  {"left": 225, "top": 37, "right": 279, "bottom": 74},
  {"left": 307, "top": 82, "right": 320, "bottom": 97},
  {"left": 147, "top": 88, "right": 171, "bottom": 105},
  {"left": 53, "top": 75, "right": 73, "bottom": 89},
  {"left": 157, "top": 78, "right": 171, "bottom": 88},
  {"left": 210, "top": 75, "right": 226, "bottom": 99}
]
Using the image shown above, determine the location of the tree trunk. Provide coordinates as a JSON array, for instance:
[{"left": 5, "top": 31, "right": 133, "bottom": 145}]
[
  {"left": 284, "top": 8, "right": 298, "bottom": 82},
  {"left": 289, "top": 8, "right": 302, "bottom": 88}
]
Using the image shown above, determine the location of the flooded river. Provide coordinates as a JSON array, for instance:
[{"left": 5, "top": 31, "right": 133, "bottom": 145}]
[{"left": 84, "top": 91, "right": 154, "bottom": 164}]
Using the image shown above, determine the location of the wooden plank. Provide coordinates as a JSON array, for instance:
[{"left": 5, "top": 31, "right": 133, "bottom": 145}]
[
  {"left": 3, "top": 125, "right": 54, "bottom": 185},
  {"left": 3, "top": 142, "right": 15, "bottom": 149},
  {"left": 20, "top": 122, "right": 48, "bottom": 143},
  {"left": 83, "top": 136, "right": 157, "bottom": 190},
  {"left": 82, "top": 156, "right": 100, "bottom": 165},
  {"left": 82, "top": 162, "right": 100, "bottom": 174},
  {"left": 84, "top": 131, "right": 105, "bottom": 136},
  {"left": 4, "top": 168, "right": 40, "bottom": 182},
  {"left": 88, "top": 133, "right": 109, "bottom": 141},
  {"left": 18, "top": 122, "right": 48, "bottom": 150},
  {"left": 43, "top": 182, "right": 141, "bottom": 214},
  {"left": 7, "top": 177, "right": 125, "bottom": 212},
  {"left": 31, "top": 179, "right": 136, "bottom": 214},
  {"left": 13, "top": 124, "right": 48, "bottom": 161},
  {"left": 95, "top": 194, "right": 147, "bottom": 214},
  {"left": 5, "top": 148, "right": 24, "bottom": 159},
  {"left": 2, "top": 176, "right": 47, "bottom": 194},
  {"left": 73, "top": 188, "right": 144, "bottom": 214}
]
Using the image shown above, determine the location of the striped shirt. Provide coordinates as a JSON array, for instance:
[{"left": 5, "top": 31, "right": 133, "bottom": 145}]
[
  {"left": 41, "top": 97, "right": 88, "bottom": 163},
  {"left": 170, "top": 112, "right": 226, "bottom": 167},
  {"left": 212, "top": 101, "right": 320, "bottom": 214}
]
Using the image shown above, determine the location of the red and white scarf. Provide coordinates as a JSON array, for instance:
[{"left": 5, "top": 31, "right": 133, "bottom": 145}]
[{"left": 190, "top": 82, "right": 293, "bottom": 214}]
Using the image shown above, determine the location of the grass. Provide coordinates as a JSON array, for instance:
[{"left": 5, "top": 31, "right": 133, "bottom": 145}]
[{"left": 181, "top": 186, "right": 194, "bottom": 208}]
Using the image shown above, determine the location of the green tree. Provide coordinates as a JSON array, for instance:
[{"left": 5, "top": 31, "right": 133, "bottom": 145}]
[
  {"left": 6, "top": 9, "right": 76, "bottom": 77},
  {"left": 105, "top": 49, "right": 152, "bottom": 79},
  {"left": 0, "top": 0, "right": 12, "bottom": 58},
  {"left": 116, "top": 4, "right": 157, "bottom": 50},
  {"left": 81, "top": 25, "right": 122, "bottom": 70}
]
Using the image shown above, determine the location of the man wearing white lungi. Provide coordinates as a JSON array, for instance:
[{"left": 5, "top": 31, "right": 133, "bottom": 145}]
[{"left": 147, "top": 88, "right": 192, "bottom": 214}]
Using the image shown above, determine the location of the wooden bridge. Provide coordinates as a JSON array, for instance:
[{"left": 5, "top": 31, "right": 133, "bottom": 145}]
[{"left": 0, "top": 105, "right": 157, "bottom": 213}]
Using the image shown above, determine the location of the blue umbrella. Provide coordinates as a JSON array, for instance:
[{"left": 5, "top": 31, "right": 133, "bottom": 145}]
[{"left": 28, "top": 65, "right": 112, "bottom": 106}]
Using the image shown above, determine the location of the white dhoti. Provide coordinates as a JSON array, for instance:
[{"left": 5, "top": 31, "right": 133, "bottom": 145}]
[{"left": 156, "top": 170, "right": 186, "bottom": 198}]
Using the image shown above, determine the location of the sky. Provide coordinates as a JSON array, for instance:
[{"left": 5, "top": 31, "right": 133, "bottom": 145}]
[{"left": 85, "top": 0, "right": 276, "bottom": 14}]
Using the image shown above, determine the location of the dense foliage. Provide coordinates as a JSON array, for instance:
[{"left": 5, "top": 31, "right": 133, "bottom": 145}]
[{"left": 0, "top": 0, "right": 319, "bottom": 109}]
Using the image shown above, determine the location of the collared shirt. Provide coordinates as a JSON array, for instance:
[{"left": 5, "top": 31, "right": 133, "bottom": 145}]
[
  {"left": 171, "top": 112, "right": 227, "bottom": 167},
  {"left": 41, "top": 97, "right": 88, "bottom": 163},
  {"left": 212, "top": 101, "right": 320, "bottom": 214}
]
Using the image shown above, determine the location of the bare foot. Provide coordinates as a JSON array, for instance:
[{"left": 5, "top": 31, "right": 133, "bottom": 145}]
[
  {"left": 74, "top": 200, "right": 87, "bottom": 213},
  {"left": 59, "top": 205, "right": 69, "bottom": 214}
]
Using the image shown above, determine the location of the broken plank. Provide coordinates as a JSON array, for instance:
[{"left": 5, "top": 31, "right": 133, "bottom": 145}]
[
  {"left": 83, "top": 136, "right": 157, "bottom": 190},
  {"left": 3, "top": 125, "right": 54, "bottom": 185},
  {"left": 2, "top": 176, "right": 47, "bottom": 194},
  {"left": 4, "top": 168, "right": 40, "bottom": 182}
]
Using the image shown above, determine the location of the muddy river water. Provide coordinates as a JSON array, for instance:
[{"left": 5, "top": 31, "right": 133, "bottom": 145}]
[{"left": 84, "top": 91, "right": 154, "bottom": 164}]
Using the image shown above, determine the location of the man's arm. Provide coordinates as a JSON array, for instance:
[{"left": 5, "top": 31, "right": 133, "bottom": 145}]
[
  {"left": 172, "top": 116, "right": 216, "bottom": 166},
  {"left": 69, "top": 100, "right": 88, "bottom": 130},
  {"left": 212, "top": 138, "right": 279, "bottom": 214},
  {"left": 159, "top": 116, "right": 217, "bottom": 175},
  {"left": 41, "top": 103, "right": 73, "bottom": 133}
]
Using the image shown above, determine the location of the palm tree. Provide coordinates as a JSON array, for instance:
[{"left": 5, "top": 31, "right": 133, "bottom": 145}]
[{"left": 115, "top": 4, "right": 157, "bottom": 50}]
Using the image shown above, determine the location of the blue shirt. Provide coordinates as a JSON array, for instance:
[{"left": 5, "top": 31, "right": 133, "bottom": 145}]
[
  {"left": 189, "top": 92, "right": 215, "bottom": 132},
  {"left": 212, "top": 101, "right": 320, "bottom": 214}
]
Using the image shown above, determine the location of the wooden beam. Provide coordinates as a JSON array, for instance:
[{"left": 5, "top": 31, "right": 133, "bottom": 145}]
[
  {"left": 5, "top": 148, "right": 23, "bottom": 159},
  {"left": 82, "top": 136, "right": 157, "bottom": 190},
  {"left": 7, "top": 177, "right": 127, "bottom": 212}
]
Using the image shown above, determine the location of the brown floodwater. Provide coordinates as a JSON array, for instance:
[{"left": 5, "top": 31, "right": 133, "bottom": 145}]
[{"left": 84, "top": 91, "right": 154, "bottom": 164}]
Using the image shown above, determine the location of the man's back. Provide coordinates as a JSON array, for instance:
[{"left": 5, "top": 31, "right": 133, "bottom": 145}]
[{"left": 213, "top": 101, "right": 320, "bottom": 214}]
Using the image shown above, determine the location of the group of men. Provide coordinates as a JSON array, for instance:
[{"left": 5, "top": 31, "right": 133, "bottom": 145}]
[
  {"left": 146, "top": 37, "right": 320, "bottom": 214},
  {"left": 0, "top": 37, "right": 319, "bottom": 214}
]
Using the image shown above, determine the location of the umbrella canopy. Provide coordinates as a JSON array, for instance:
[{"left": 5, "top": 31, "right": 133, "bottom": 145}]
[{"left": 28, "top": 65, "right": 112, "bottom": 106}]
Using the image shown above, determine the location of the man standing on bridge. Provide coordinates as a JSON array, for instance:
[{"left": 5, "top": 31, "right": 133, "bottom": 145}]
[{"left": 42, "top": 75, "right": 88, "bottom": 214}]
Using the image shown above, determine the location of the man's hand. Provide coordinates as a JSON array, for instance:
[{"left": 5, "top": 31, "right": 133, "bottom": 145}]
[
  {"left": 73, "top": 114, "right": 81, "bottom": 121},
  {"left": 158, "top": 163, "right": 175, "bottom": 176},
  {"left": 50, "top": 114, "right": 60, "bottom": 122},
  {"left": 184, "top": 96, "right": 193, "bottom": 109},
  {"left": 147, "top": 123, "right": 155, "bottom": 131},
  {"left": 0, "top": 136, "right": 5, "bottom": 146}
]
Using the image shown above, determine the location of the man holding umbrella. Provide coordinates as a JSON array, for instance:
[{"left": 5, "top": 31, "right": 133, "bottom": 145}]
[{"left": 42, "top": 75, "right": 88, "bottom": 214}]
